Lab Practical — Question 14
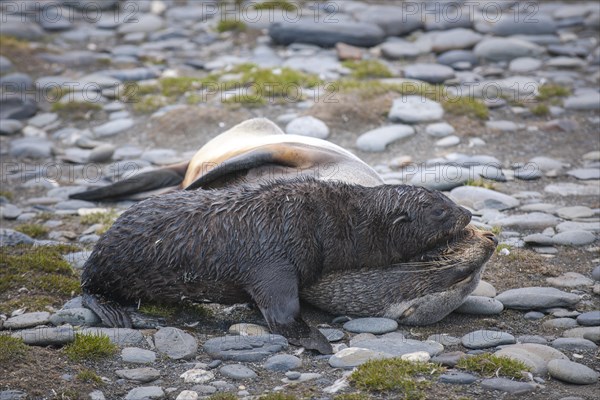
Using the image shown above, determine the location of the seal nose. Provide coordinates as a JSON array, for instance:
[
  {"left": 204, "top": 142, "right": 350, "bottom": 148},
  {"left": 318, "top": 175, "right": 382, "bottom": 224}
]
[{"left": 483, "top": 232, "right": 498, "bottom": 246}]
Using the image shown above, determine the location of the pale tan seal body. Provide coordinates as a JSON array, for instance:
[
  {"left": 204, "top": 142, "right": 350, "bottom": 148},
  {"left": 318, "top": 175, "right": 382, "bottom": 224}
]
[{"left": 71, "top": 118, "right": 383, "bottom": 201}]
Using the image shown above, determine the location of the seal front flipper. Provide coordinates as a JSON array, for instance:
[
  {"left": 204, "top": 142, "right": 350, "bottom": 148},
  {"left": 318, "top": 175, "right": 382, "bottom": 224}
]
[
  {"left": 246, "top": 262, "right": 333, "bottom": 355},
  {"left": 82, "top": 293, "right": 133, "bottom": 328},
  {"left": 70, "top": 162, "right": 188, "bottom": 201}
]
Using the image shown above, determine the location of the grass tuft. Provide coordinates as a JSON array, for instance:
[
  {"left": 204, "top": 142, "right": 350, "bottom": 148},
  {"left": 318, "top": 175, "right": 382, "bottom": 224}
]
[
  {"left": 456, "top": 353, "right": 530, "bottom": 379},
  {"left": 80, "top": 210, "right": 119, "bottom": 234},
  {"left": 0, "top": 190, "right": 13, "bottom": 201},
  {"left": 139, "top": 302, "right": 213, "bottom": 320},
  {"left": 342, "top": 60, "right": 393, "bottom": 79},
  {"left": 443, "top": 96, "right": 489, "bottom": 120},
  {"left": 259, "top": 394, "right": 299, "bottom": 400},
  {"left": 349, "top": 359, "right": 444, "bottom": 399},
  {"left": 51, "top": 101, "right": 102, "bottom": 119},
  {"left": 217, "top": 19, "right": 247, "bottom": 33},
  {"left": 334, "top": 394, "right": 373, "bottom": 400},
  {"left": 465, "top": 179, "right": 496, "bottom": 190},
  {"left": 76, "top": 368, "right": 103, "bottom": 384},
  {"left": 253, "top": 0, "right": 298, "bottom": 11},
  {"left": 530, "top": 103, "right": 550, "bottom": 116},
  {"left": 536, "top": 84, "right": 571, "bottom": 101},
  {"left": 64, "top": 333, "right": 118, "bottom": 361},
  {"left": 0, "top": 336, "right": 29, "bottom": 363},
  {"left": 14, "top": 223, "right": 49, "bottom": 239}
]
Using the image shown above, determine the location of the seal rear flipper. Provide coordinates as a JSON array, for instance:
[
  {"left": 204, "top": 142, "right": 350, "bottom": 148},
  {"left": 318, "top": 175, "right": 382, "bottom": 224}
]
[
  {"left": 82, "top": 293, "right": 133, "bottom": 328},
  {"left": 70, "top": 165, "right": 187, "bottom": 201},
  {"left": 246, "top": 264, "right": 333, "bottom": 355}
]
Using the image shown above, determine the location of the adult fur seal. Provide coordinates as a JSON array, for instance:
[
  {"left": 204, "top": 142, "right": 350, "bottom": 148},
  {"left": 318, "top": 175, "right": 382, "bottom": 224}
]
[
  {"left": 81, "top": 178, "right": 496, "bottom": 354},
  {"left": 70, "top": 118, "right": 383, "bottom": 201}
]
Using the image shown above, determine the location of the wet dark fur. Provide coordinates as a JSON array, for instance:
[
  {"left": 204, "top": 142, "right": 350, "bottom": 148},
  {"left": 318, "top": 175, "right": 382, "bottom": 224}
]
[{"left": 82, "top": 178, "right": 472, "bottom": 353}]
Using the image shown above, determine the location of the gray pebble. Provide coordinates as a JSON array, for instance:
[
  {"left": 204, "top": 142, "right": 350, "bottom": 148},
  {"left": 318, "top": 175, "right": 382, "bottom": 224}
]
[
  {"left": 154, "top": 327, "right": 198, "bottom": 360},
  {"left": 122, "top": 347, "right": 157, "bottom": 364},
  {"left": 0, "top": 119, "right": 23, "bottom": 135},
  {"left": 0, "top": 390, "right": 27, "bottom": 400},
  {"left": 355, "top": 125, "right": 415, "bottom": 152},
  {"left": 4, "top": 312, "right": 50, "bottom": 329},
  {"left": 552, "top": 338, "right": 598, "bottom": 351},
  {"left": 495, "top": 287, "right": 580, "bottom": 310},
  {"left": 461, "top": 330, "right": 516, "bottom": 349},
  {"left": 592, "top": 266, "right": 600, "bottom": 281},
  {"left": 430, "top": 351, "right": 466, "bottom": 367},
  {"left": 439, "top": 371, "right": 477, "bottom": 384},
  {"left": 203, "top": 335, "right": 288, "bottom": 362},
  {"left": 343, "top": 317, "right": 398, "bottom": 334},
  {"left": 524, "top": 311, "right": 545, "bottom": 320},
  {"left": 0, "top": 204, "right": 22, "bottom": 220},
  {"left": 389, "top": 96, "right": 444, "bottom": 123},
  {"left": 50, "top": 308, "right": 100, "bottom": 327},
  {"left": 455, "top": 296, "right": 504, "bottom": 315},
  {"left": 319, "top": 328, "right": 344, "bottom": 342},
  {"left": 263, "top": 354, "right": 302, "bottom": 372},
  {"left": 577, "top": 311, "right": 600, "bottom": 326},
  {"left": 124, "top": 386, "right": 164, "bottom": 400},
  {"left": 552, "top": 231, "right": 596, "bottom": 246},
  {"left": 547, "top": 359, "right": 599, "bottom": 385},
  {"left": 116, "top": 368, "right": 160, "bottom": 383},
  {"left": 285, "top": 371, "right": 301, "bottom": 380},
  {"left": 542, "top": 318, "right": 579, "bottom": 330},
  {"left": 219, "top": 364, "right": 257, "bottom": 380},
  {"left": 285, "top": 116, "right": 329, "bottom": 139},
  {"left": 12, "top": 326, "right": 74, "bottom": 346},
  {"left": 63, "top": 251, "right": 92, "bottom": 269},
  {"left": 480, "top": 378, "right": 537, "bottom": 394},
  {"left": 93, "top": 119, "right": 134, "bottom": 138}
]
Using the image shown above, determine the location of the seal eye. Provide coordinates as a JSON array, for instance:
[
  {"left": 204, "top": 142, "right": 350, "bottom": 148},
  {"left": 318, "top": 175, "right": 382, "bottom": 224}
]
[{"left": 431, "top": 208, "right": 447, "bottom": 219}]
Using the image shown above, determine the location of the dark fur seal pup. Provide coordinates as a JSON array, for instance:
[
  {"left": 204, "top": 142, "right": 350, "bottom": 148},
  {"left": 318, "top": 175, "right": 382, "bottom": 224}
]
[
  {"left": 71, "top": 118, "right": 383, "bottom": 201},
  {"left": 81, "top": 178, "right": 493, "bottom": 354}
]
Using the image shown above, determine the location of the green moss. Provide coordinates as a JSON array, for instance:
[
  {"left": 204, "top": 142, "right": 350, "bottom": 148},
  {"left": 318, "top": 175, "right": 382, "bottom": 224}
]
[
  {"left": 334, "top": 80, "right": 433, "bottom": 99},
  {"left": 0, "top": 190, "right": 13, "bottom": 201},
  {"left": 0, "top": 35, "right": 31, "bottom": 51},
  {"left": 0, "top": 336, "right": 29, "bottom": 363},
  {"left": 217, "top": 19, "right": 247, "bottom": 33},
  {"left": 139, "top": 302, "right": 213, "bottom": 320},
  {"left": 64, "top": 333, "right": 118, "bottom": 361},
  {"left": 51, "top": 101, "right": 102, "bottom": 119},
  {"left": 496, "top": 243, "right": 512, "bottom": 254},
  {"left": 207, "top": 394, "right": 238, "bottom": 400},
  {"left": 465, "top": 179, "right": 496, "bottom": 190},
  {"left": 253, "top": 0, "right": 298, "bottom": 11},
  {"left": 349, "top": 359, "right": 444, "bottom": 399},
  {"left": 530, "top": 103, "right": 550, "bottom": 116},
  {"left": 80, "top": 210, "right": 118, "bottom": 233},
  {"left": 160, "top": 77, "right": 204, "bottom": 97},
  {"left": 537, "top": 84, "right": 571, "bottom": 101},
  {"left": 186, "top": 93, "right": 204, "bottom": 105},
  {"left": 456, "top": 353, "right": 529, "bottom": 379},
  {"left": 0, "top": 245, "right": 81, "bottom": 313},
  {"left": 227, "top": 63, "right": 321, "bottom": 96},
  {"left": 14, "top": 223, "right": 49, "bottom": 239},
  {"left": 77, "top": 369, "right": 103, "bottom": 384},
  {"left": 335, "top": 394, "right": 373, "bottom": 400},
  {"left": 132, "top": 95, "right": 169, "bottom": 114},
  {"left": 442, "top": 96, "right": 489, "bottom": 120},
  {"left": 259, "top": 394, "right": 299, "bottom": 400},
  {"left": 491, "top": 226, "right": 502, "bottom": 236},
  {"left": 342, "top": 60, "right": 393, "bottom": 79}
]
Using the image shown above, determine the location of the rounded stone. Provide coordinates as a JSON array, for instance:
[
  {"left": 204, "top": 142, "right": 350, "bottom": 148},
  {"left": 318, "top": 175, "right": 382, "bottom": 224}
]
[
  {"left": 228, "top": 323, "right": 269, "bottom": 336},
  {"left": 343, "top": 318, "right": 398, "bottom": 334},
  {"left": 388, "top": 96, "right": 444, "bottom": 123},
  {"left": 328, "top": 347, "right": 390, "bottom": 369},
  {"left": 547, "top": 359, "right": 599, "bottom": 385},
  {"left": 154, "top": 327, "right": 198, "bottom": 360},
  {"left": 425, "top": 122, "right": 455, "bottom": 137},
  {"left": 124, "top": 386, "right": 164, "bottom": 400},
  {"left": 122, "top": 347, "right": 157, "bottom": 364},
  {"left": 355, "top": 124, "right": 415, "bottom": 152},
  {"left": 542, "top": 318, "right": 579, "bottom": 330},
  {"left": 285, "top": 116, "right": 329, "bottom": 139},
  {"left": 471, "top": 280, "right": 497, "bottom": 298},
  {"left": 319, "top": 328, "right": 345, "bottom": 342},
  {"left": 203, "top": 335, "right": 288, "bottom": 362},
  {"left": 49, "top": 308, "right": 100, "bottom": 327},
  {"left": 591, "top": 266, "right": 600, "bottom": 281},
  {"left": 524, "top": 311, "right": 545, "bottom": 320},
  {"left": 263, "top": 354, "right": 302, "bottom": 372},
  {"left": 551, "top": 338, "right": 598, "bottom": 351},
  {"left": 495, "top": 287, "right": 580, "bottom": 310},
  {"left": 403, "top": 63, "right": 456, "bottom": 84},
  {"left": 4, "top": 312, "right": 51, "bottom": 329},
  {"left": 461, "top": 330, "right": 516, "bottom": 349},
  {"left": 480, "top": 378, "right": 537, "bottom": 394},
  {"left": 455, "top": 296, "right": 504, "bottom": 315},
  {"left": 439, "top": 371, "right": 477, "bottom": 384},
  {"left": 577, "top": 311, "right": 600, "bottom": 326},
  {"left": 219, "top": 364, "right": 257, "bottom": 380}
]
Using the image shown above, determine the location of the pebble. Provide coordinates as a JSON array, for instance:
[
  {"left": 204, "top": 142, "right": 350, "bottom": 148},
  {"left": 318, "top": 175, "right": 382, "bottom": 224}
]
[
  {"left": 0, "top": 391, "right": 27, "bottom": 400},
  {"left": 63, "top": 251, "right": 92, "bottom": 269},
  {"left": 564, "top": 92, "right": 600, "bottom": 110},
  {"left": 480, "top": 378, "right": 537, "bottom": 394},
  {"left": 524, "top": 311, "right": 545, "bottom": 320},
  {"left": 546, "top": 272, "right": 594, "bottom": 288},
  {"left": 81, "top": 328, "right": 144, "bottom": 346},
  {"left": 471, "top": 281, "right": 497, "bottom": 298},
  {"left": 203, "top": 335, "right": 288, "bottom": 362},
  {"left": 219, "top": 364, "right": 257, "bottom": 380},
  {"left": 180, "top": 369, "right": 214, "bottom": 384},
  {"left": 328, "top": 347, "right": 391, "bottom": 369},
  {"left": 154, "top": 327, "right": 198, "bottom": 360},
  {"left": 496, "top": 287, "right": 580, "bottom": 310},
  {"left": 427, "top": 334, "right": 461, "bottom": 347},
  {"left": 352, "top": 334, "right": 444, "bottom": 357},
  {"left": 0, "top": 119, "right": 24, "bottom": 135},
  {"left": 542, "top": 318, "right": 579, "bottom": 330},
  {"left": 285, "top": 371, "right": 301, "bottom": 380},
  {"left": 450, "top": 187, "right": 519, "bottom": 211},
  {"left": 455, "top": 296, "right": 504, "bottom": 315},
  {"left": 93, "top": 119, "right": 134, "bottom": 138},
  {"left": 49, "top": 308, "right": 100, "bottom": 327},
  {"left": 563, "top": 326, "right": 600, "bottom": 339},
  {"left": 592, "top": 266, "right": 600, "bottom": 281},
  {"left": 343, "top": 318, "right": 398, "bottom": 334},
  {"left": 263, "top": 354, "right": 302, "bottom": 372},
  {"left": 124, "top": 386, "right": 164, "bottom": 400},
  {"left": 403, "top": 63, "right": 456, "bottom": 84},
  {"left": 438, "top": 372, "right": 477, "bottom": 385},
  {"left": 474, "top": 38, "right": 544, "bottom": 61},
  {"left": 547, "top": 359, "right": 599, "bottom": 385},
  {"left": 425, "top": 122, "right": 455, "bottom": 137},
  {"left": 175, "top": 391, "right": 198, "bottom": 400},
  {"left": 355, "top": 125, "right": 415, "bottom": 152},
  {"left": 551, "top": 338, "right": 598, "bottom": 351},
  {"left": 430, "top": 351, "right": 466, "bottom": 367},
  {"left": 490, "top": 212, "right": 561, "bottom": 229},
  {"left": 435, "top": 135, "right": 460, "bottom": 147},
  {"left": 388, "top": 96, "right": 444, "bottom": 123},
  {"left": 319, "top": 328, "right": 345, "bottom": 342},
  {"left": 115, "top": 368, "right": 161, "bottom": 383},
  {"left": 567, "top": 168, "right": 600, "bottom": 180},
  {"left": 122, "top": 347, "right": 157, "bottom": 364},
  {"left": 552, "top": 231, "right": 596, "bottom": 246},
  {"left": 10, "top": 137, "right": 52, "bottom": 158},
  {"left": 285, "top": 116, "right": 330, "bottom": 139},
  {"left": 576, "top": 311, "right": 600, "bottom": 326},
  {"left": 4, "top": 312, "right": 50, "bottom": 329},
  {"left": 461, "top": 330, "right": 516, "bottom": 349},
  {"left": 269, "top": 20, "right": 385, "bottom": 48},
  {"left": 0, "top": 204, "right": 22, "bottom": 220},
  {"left": 509, "top": 57, "right": 543, "bottom": 73},
  {"left": 11, "top": 326, "right": 74, "bottom": 346}
]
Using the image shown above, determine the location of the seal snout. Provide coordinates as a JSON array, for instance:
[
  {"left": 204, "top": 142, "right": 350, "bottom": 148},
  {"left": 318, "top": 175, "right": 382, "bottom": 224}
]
[{"left": 482, "top": 231, "right": 498, "bottom": 246}]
